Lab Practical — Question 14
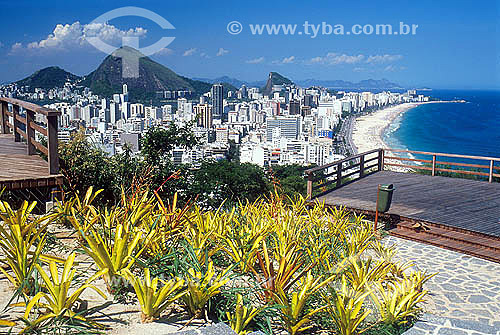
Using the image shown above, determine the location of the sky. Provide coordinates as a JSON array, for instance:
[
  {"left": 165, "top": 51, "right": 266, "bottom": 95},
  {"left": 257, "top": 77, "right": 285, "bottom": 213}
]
[{"left": 0, "top": 0, "right": 498, "bottom": 89}]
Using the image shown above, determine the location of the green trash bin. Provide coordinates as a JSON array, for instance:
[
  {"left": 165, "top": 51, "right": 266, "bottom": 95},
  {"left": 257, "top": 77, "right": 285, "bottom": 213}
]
[{"left": 377, "top": 184, "right": 394, "bottom": 213}]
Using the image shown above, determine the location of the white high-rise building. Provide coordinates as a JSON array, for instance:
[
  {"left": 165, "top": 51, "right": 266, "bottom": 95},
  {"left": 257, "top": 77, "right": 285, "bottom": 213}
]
[
  {"left": 177, "top": 98, "right": 188, "bottom": 115},
  {"left": 110, "top": 102, "right": 120, "bottom": 124},
  {"left": 121, "top": 102, "right": 130, "bottom": 120},
  {"left": 266, "top": 116, "right": 300, "bottom": 142}
]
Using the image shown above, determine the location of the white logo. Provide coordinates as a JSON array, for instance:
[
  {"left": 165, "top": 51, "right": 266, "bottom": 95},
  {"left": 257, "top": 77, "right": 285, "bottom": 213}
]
[
  {"left": 227, "top": 21, "right": 243, "bottom": 35},
  {"left": 86, "top": 7, "right": 175, "bottom": 78}
]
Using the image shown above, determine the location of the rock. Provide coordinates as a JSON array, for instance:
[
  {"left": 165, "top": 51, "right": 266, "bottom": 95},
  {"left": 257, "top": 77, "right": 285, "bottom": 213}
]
[{"left": 467, "top": 295, "right": 491, "bottom": 303}]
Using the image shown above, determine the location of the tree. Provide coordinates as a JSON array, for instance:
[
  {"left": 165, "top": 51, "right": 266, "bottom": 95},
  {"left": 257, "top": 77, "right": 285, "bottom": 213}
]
[
  {"left": 59, "top": 126, "right": 322, "bottom": 209},
  {"left": 59, "top": 131, "right": 116, "bottom": 204},
  {"left": 267, "top": 164, "right": 308, "bottom": 198},
  {"left": 141, "top": 123, "right": 199, "bottom": 165},
  {"left": 225, "top": 140, "right": 240, "bottom": 162},
  {"left": 189, "top": 160, "right": 271, "bottom": 209}
]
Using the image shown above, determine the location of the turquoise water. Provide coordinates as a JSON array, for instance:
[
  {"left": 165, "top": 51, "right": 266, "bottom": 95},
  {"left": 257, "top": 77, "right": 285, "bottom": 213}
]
[{"left": 383, "top": 90, "right": 500, "bottom": 164}]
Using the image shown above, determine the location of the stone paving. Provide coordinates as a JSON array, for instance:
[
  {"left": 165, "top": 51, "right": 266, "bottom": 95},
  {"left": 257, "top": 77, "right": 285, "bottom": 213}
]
[
  {"left": 382, "top": 236, "right": 500, "bottom": 334},
  {"left": 404, "top": 314, "right": 500, "bottom": 335}
]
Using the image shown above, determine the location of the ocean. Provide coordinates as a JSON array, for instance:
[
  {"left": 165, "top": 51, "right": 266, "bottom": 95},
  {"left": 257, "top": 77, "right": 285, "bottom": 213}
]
[{"left": 383, "top": 90, "right": 500, "bottom": 163}]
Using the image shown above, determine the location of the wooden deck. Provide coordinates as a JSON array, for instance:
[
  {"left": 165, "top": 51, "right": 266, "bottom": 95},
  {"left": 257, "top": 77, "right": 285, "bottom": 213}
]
[
  {"left": 0, "top": 134, "right": 63, "bottom": 190},
  {"left": 317, "top": 170, "right": 500, "bottom": 238},
  {"left": 305, "top": 149, "right": 500, "bottom": 262}
]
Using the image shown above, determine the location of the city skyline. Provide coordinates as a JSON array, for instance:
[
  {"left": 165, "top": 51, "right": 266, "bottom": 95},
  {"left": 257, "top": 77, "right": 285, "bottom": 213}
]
[{"left": 0, "top": 0, "right": 498, "bottom": 90}]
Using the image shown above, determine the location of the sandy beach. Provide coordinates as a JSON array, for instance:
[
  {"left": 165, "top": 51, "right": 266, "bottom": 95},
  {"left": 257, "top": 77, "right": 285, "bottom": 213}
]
[{"left": 351, "top": 102, "right": 422, "bottom": 154}]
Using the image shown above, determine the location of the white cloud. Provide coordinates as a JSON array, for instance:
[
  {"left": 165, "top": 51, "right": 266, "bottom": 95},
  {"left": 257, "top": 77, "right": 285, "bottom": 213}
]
[
  {"left": 183, "top": 48, "right": 197, "bottom": 56},
  {"left": 309, "top": 52, "right": 403, "bottom": 66},
  {"left": 272, "top": 55, "right": 296, "bottom": 65},
  {"left": 366, "top": 54, "right": 403, "bottom": 63},
  {"left": 216, "top": 48, "right": 229, "bottom": 56},
  {"left": 384, "top": 65, "right": 406, "bottom": 72},
  {"left": 155, "top": 48, "right": 174, "bottom": 56},
  {"left": 10, "top": 42, "right": 23, "bottom": 53},
  {"left": 310, "top": 56, "right": 323, "bottom": 63},
  {"left": 23, "top": 21, "right": 147, "bottom": 51},
  {"left": 199, "top": 52, "right": 210, "bottom": 58},
  {"left": 309, "top": 52, "right": 365, "bottom": 65},
  {"left": 246, "top": 57, "right": 265, "bottom": 64},
  {"left": 0, "top": 41, "right": 3, "bottom": 48}
]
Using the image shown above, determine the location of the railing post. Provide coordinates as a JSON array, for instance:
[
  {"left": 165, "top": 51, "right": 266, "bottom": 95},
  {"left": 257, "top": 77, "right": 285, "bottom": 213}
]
[
  {"left": 0, "top": 101, "right": 7, "bottom": 134},
  {"left": 306, "top": 172, "right": 313, "bottom": 199},
  {"left": 336, "top": 162, "right": 342, "bottom": 188},
  {"left": 26, "top": 109, "right": 35, "bottom": 155},
  {"left": 359, "top": 154, "right": 365, "bottom": 178},
  {"left": 489, "top": 160, "right": 494, "bottom": 183},
  {"left": 12, "top": 104, "right": 21, "bottom": 142},
  {"left": 431, "top": 155, "right": 436, "bottom": 176},
  {"left": 47, "top": 114, "right": 59, "bottom": 174},
  {"left": 378, "top": 149, "right": 384, "bottom": 171}
]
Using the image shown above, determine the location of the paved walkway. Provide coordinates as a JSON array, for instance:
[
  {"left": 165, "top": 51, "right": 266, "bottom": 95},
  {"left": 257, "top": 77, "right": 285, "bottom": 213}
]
[
  {"left": 383, "top": 237, "right": 500, "bottom": 334},
  {"left": 404, "top": 314, "right": 500, "bottom": 335}
]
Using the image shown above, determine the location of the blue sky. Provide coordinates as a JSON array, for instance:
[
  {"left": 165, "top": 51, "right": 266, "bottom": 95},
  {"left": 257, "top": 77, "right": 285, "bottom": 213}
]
[{"left": 0, "top": 0, "right": 498, "bottom": 89}]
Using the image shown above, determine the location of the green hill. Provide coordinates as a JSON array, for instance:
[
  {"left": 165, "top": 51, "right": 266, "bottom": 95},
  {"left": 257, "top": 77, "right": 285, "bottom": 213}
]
[
  {"left": 16, "top": 66, "right": 80, "bottom": 90},
  {"left": 81, "top": 47, "right": 194, "bottom": 101},
  {"left": 81, "top": 47, "right": 218, "bottom": 102},
  {"left": 15, "top": 48, "right": 236, "bottom": 102}
]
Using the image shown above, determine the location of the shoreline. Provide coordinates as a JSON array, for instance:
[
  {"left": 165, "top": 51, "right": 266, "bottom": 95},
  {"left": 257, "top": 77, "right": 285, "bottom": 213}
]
[{"left": 350, "top": 101, "right": 457, "bottom": 155}]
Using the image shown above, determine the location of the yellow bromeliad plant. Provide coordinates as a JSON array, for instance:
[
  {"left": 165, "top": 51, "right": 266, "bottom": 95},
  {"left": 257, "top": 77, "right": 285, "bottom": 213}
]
[
  {"left": 181, "top": 260, "right": 231, "bottom": 318},
  {"left": 324, "top": 276, "right": 372, "bottom": 335},
  {"left": 142, "top": 192, "right": 193, "bottom": 257},
  {"left": 22, "top": 253, "right": 107, "bottom": 332},
  {"left": 118, "top": 187, "right": 156, "bottom": 227},
  {"left": 343, "top": 256, "right": 393, "bottom": 292},
  {"left": 328, "top": 206, "right": 354, "bottom": 233},
  {"left": 370, "top": 240, "right": 397, "bottom": 263},
  {"left": 268, "top": 196, "right": 308, "bottom": 259},
  {"left": 81, "top": 218, "right": 152, "bottom": 289},
  {"left": 226, "top": 294, "right": 262, "bottom": 335},
  {"left": 254, "top": 240, "right": 313, "bottom": 303},
  {"left": 75, "top": 187, "right": 157, "bottom": 289},
  {"left": 183, "top": 206, "right": 226, "bottom": 264},
  {"left": 0, "top": 201, "right": 59, "bottom": 292},
  {"left": 273, "top": 271, "right": 334, "bottom": 335},
  {"left": 345, "top": 221, "right": 375, "bottom": 258},
  {"left": 56, "top": 186, "right": 102, "bottom": 230},
  {"left": 403, "top": 271, "right": 436, "bottom": 292},
  {"left": 371, "top": 277, "right": 428, "bottom": 325},
  {"left": 123, "top": 268, "right": 186, "bottom": 323},
  {"left": 78, "top": 201, "right": 155, "bottom": 289},
  {"left": 219, "top": 204, "right": 270, "bottom": 273}
]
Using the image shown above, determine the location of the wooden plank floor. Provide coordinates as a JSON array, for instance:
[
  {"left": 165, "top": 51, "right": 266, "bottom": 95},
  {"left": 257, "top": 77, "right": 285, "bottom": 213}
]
[
  {"left": 317, "top": 170, "right": 500, "bottom": 238},
  {"left": 0, "top": 134, "right": 63, "bottom": 189}
]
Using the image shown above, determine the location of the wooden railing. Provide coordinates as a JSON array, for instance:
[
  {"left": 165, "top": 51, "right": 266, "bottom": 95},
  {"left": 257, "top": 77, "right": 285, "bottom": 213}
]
[
  {"left": 0, "top": 97, "right": 61, "bottom": 174},
  {"left": 384, "top": 148, "right": 500, "bottom": 183},
  {"left": 305, "top": 149, "right": 383, "bottom": 199},
  {"left": 305, "top": 148, "right": 500, "bottom": 199}
]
